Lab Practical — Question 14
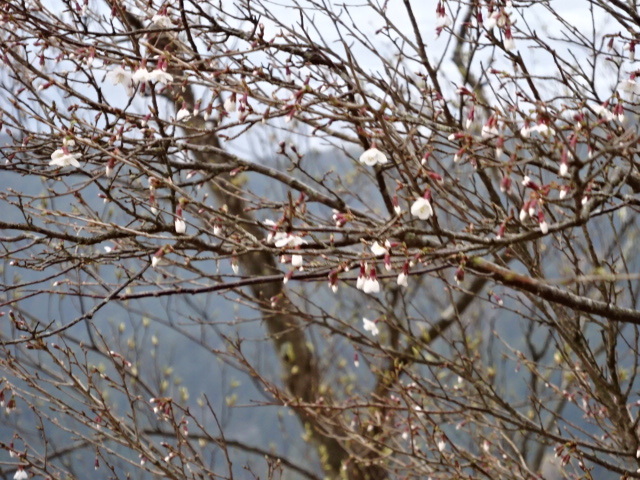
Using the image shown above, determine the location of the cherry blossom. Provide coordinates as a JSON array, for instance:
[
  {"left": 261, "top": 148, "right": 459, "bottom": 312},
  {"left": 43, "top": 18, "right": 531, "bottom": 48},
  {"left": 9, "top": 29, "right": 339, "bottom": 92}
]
[
  {"left": 504, "top": 26, "right": 516, "bottom": 51},
  {"left": 559, "top": 161, "right": 569, "bottom": 177},
  {"left": 559, "top": 186, "right": 569, "bottom": 199},
  {"left": 481, "top": 115, "right": 499, "bottom": 138},
  {"left": 105, "top": 66, "right": 132, "bottom": 88},
  {"left": 151, "top": 246, "right": 167, "bottom": 268},
  {"left": 436, "top": 2, "right": 452, "bottom": 29},
  {"left": 132, "top": 66, "right": 151, "bottom": 84},
  {"left": 149, "top": 68, "right": 173, "bottom": 85},
  {"left": 356, "top": 263, "right": 367, "bottom": 290},
  {"left": 363, "top": 267, "right": 380, "bottom": 294},
  {"left": 224, "top": 94, "right": 237, "bottom": 113},
  {"left": 50, "top": 148, "right": 81, "bottom": 168},
  {"left": 362, "top": 317, "right": 379, "bottom": 336},
  {"left": 538, "top": 211, "right": 549, "bottom": 234},
  {"left": 176, "top": 105, "right": 191, "bottom": 121},
  {"left": 13, "top": 468, "right": 27, "bottom": 480},
  {"left": 593, "top": 103, "right": 616, "bottom": 121},
  {"left": 484, "top": 9, "right": 506, "bottom": 30},
  {"left": 359, "top": 147, "right": 388, "bottom": 166},
  {"left": 411, "top": 194, "right": 433, "bottom": 221},
  {"left": 174, "top": 218, "right": 186, "bottom": 234},
  {"left": 106, "top": 157, "right": 116, "bottom": 177},
  {"left": 291, "top": 254, "right": 303, "bottom": 269},
  {"left": 397, "top": 261, "right": 410, "bottom": 287},
  {"left": 519, "top": 204, "right": 528, "bottom": 223},
  {"left": 370, "top": 241, "right": 388, "bottom": 257},
  {"left": 273, "top": 233, "right": 307, "bottom": 248}
]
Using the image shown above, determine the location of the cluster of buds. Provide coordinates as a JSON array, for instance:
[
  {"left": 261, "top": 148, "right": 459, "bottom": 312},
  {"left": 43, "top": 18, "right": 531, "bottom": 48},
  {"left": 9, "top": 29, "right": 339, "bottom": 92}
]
[
  {"left": 554, "top": 442, "right": 577, "bottom": 467},
  {"left": 283, "top": 76, "right": 310, "bottom": 123},
  {"left": 593, "top": 100, "right": 624, "bottom": 122},
  {"left": 520, "top": 199, "right": 549, "bottom": 234},
  {"left": 150, "top": 397, "right": 173, "bottom": 419},
  {"left": 332, "top": 210, "right": 350, "bottom": 227},
  {"left": 109, "top": 350, "right": 132, "bottom": 368},
  {"left": 484, "top": 6, "right": 509, "bottom": 30}
]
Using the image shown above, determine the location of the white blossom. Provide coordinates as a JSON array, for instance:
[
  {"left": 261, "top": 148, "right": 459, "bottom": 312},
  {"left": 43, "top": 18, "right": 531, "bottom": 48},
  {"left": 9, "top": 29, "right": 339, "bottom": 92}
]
[
  {"left": 484, "top": 11, "right": 502, "bottom": 30},
  {"left": 224, "top": 96, "right": 237, "bottom": 113},
  {"left": 149, "top": 69, "right": 173, "bottom": 85},
  {"left": 105, "top": 66, "right": 132, "bottom": 86},
  {"left": 504, "top": 36, "right": 516, "bottom": 52},
  {"left": 291, "top": 254, "right": 303, "bottom": 268},
  {"left": 540, "top": 221, "right": 549, "bottom": 234},
  {"left": 175, "top": 218, "right": 186, "bottom": 234},
  {"left": 397, "top": 272, "right": 408, "bottom": 288},
  {"left": 132, "top": 67, "right": 151, "bottom": 84},
  {"left": 370, "top": 241, "right": 388, "bottom": 257},
  {"left": 618, "top": 78, "right": 639, "bottom": 95},
  {"left": 363, "top": 277, "right": 380, "bottom": 294},
  {"left": 50, "top": 149, "right": 81, "bottom": 168},
  {"left": 436, "top": 13, "right": 452, "bottom": 29},
  {"left": 274, "top": 233, "right": 307, "bottom": 248},
  {"left": 13, "top": 469, "right": 28, "bottom": 480},
  {"left": 525, "top": 123, "right": 555, "bottom": 137},
  {"left": 359, "top": 147, "right": 388, "bottom": 166},
  {"left": 481, "top": 124, "right": 499, "bottom": 138},
  {"left": 519, "top": 207, "right": 527, "bottom": 223},
  {"left": 411, "top": 197, "right": 433, "bottom": 220},
  {"left": 559, "top": 162, "right": 568, "bottom": 177},
  {"left": 593, "top": 104, "right": 615, "bottom": 121},
  {"left": 362, "top": 317, "right": 379, "bottom": 336},
  {"left": 176, "top": 107, "right": 191, "bottom": 121}
]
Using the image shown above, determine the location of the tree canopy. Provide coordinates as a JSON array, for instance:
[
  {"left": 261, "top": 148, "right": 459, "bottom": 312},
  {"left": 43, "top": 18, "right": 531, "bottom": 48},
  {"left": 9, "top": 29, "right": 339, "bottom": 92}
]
[{"left": 1, "top": 0, "right": 640, "bottom": 479}]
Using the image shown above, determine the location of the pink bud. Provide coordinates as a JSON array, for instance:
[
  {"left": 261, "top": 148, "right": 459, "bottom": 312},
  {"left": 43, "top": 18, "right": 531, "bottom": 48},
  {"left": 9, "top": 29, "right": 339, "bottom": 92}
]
[{"left": 500, "top": 175, "right": 512, "bottom": 193}]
